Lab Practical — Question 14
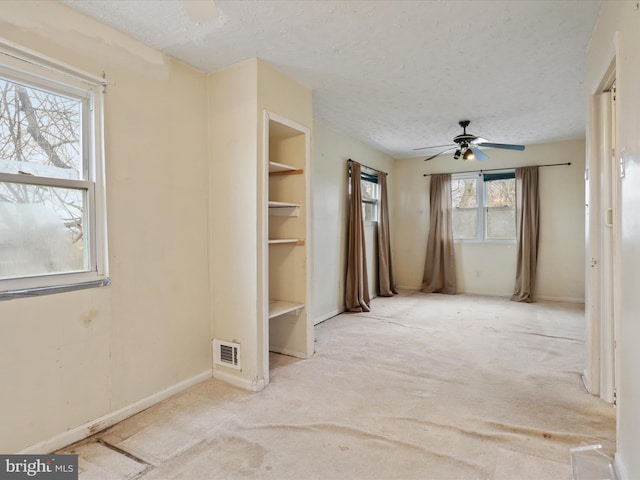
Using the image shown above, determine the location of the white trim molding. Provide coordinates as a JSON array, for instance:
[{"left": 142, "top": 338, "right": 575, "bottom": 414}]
[
  {"left": 19, "top": 369, "right": 212, "bottom": 454},
  {"left": 212, "top": 368, "right": 265, "bottom": 392},
  {"left": 614, "top": 455, "right": 628, "bottom": 480},
  {"left": 313, "top": 307, "right": 344, "bottom": 325}
]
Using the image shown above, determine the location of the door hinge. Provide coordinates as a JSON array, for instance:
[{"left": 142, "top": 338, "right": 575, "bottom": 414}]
[{"left": 613, "top": 389, "right": 617, "bottom": 406}]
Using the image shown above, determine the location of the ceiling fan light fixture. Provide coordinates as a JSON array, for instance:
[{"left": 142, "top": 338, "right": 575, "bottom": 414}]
[
  {"left": 463, "top": 148, "right": 474, "bottom": 161},
  {"left": 419, "top": 121, "right": 525, "bottom": 162}
]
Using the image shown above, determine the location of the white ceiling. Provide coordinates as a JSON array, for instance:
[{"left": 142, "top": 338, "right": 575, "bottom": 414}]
[{"left": 59, "top": 0, "right": 602, "bottom": 158}]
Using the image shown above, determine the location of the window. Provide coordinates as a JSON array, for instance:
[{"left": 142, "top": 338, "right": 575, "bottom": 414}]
[
  {"left": 451, "top": 171, "right": 516, "bottom": 241},
  {"left": 360, "top": 171, "right": 379, "bottom": 222},
  {"left": 0, "top": 41, "right": 108, "bottom": 296}
]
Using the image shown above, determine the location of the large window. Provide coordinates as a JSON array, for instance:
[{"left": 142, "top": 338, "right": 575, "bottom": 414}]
[
  {"left": 0, "top": 42, "right": 107, "bottom": 295},
  {"left": 451, "top": 171, "right": 516, "bottom": 241}
]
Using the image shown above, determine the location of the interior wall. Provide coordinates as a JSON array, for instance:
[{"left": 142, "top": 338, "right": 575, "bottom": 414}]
[
  {"left": 586, "top": 2, "right": 640, "bottom": 478},
  {"left": 208, "top": 59, "right": 314, "bottom": 389},
  {"left": 257, "top": 60, "right": 314, "bottom": 369},
  {"left": 0, "top": 2, "right": 211, "bottom": 452},
  {"left": 312, "top": 122, "right": 394, "bottom": 323},
  {"left": 208, "top": 60, "right": 260, "bottom": 387},
  {"left": 393, "top": 139, "right": 586, "bottom": 301}
]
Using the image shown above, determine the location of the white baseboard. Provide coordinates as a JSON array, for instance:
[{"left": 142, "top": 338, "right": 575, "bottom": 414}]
[
  {"left": 581, "top": 371, "right": 592, "bottom": 394},
  {"left": 269, "top": 346, "right": 310, "bottom": 359},
  {"left": 536, "top": 295, "right": 585, "bottom": 304},
  {"left": 458, "top": 290, "right": 511, "bottom": 298},
  {"left": 212, "top": 368, "right": 265, "bottom": 392},
  {"left": 19, "top": 369, "right": 213, "bottom": 454},
  {"left": 614, "top": 454, "right": 628, "bottom": 480},
  {"left": 397, "top": 287, "right": 512, "bottom": 298},
  {"left": 313, "top": 307, "right": 344, "bottom": 325},
  {"left": 395, "top": 287, "right": 585, "bottom": 304}
]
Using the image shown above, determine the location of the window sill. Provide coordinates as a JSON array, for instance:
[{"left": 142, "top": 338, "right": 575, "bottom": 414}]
[
  {"left": 454, "top": 239, "right": 516, "bottom": 245},
  {"left": 0, "top": 277, "right": 110, "bottom": 301}
]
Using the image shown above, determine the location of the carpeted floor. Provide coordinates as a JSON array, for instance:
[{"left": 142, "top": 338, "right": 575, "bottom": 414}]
[{"left": 60, "top": 291, "right": 616, "bottom": 479}]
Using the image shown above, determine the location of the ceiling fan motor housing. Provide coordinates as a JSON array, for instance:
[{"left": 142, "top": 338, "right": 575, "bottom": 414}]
[{"left": 453, "top": 133, "right": 477, "bottom": 149}]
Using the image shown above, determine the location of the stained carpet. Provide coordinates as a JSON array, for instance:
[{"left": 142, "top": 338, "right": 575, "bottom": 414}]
[{"left": 60, "top": 291, "right": 615, "bottom": 479}]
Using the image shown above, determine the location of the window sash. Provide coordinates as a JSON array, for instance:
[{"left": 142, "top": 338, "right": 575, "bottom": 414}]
[
  {"left": 361, "top": 172, "right": 379, "bottom": 222},
  {"left": 0, "top": 172, "right": 92, "bottom": 189},
  {"left": 0, "top": 40, "right": 108, "bottom": 297},
  {"left": 451, "top": 172, "right": 515, "bottom": 242},
  {"left": 485, "top": 206, "right": 516, "bottom": 239},
  {"left": 452, "top": 176, "right": 481, "bottom": 240}
]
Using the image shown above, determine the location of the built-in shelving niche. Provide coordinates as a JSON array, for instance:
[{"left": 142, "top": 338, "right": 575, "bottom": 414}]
[{"left": 266, "top": 113, "right": 312, "bottom": 361}]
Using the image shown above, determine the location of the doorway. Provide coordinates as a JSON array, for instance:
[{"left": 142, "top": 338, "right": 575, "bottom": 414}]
[{"left": 585, "top": 65, "right": 619, "bottom": 405}]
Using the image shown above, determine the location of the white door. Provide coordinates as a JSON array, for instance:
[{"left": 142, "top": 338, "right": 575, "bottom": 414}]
[
  {"left": 599, "top": 89, "right": 615, "bottom": 403},
  {"left": 585, "top": 84, "right": 619, "bottom": 404}
]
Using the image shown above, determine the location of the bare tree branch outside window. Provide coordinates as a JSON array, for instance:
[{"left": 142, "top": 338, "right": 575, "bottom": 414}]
[
  {"left": 450, "top": 175, "right": 516, "bottom": 240},
  {"left": 0, "top": 76, "right": 85, "bottom": 278}
]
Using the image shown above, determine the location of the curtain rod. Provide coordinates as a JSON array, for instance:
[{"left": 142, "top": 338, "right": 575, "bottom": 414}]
[
  {"left": 422, "top": 162, "right": 571, "bottom": 177},
  {"left": 348, "top": 158, "right": 388, "bottom": 176}
]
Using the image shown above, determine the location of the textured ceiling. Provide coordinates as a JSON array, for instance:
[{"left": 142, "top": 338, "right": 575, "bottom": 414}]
[{"left": 59, "top": 0, "right": 602, "bottom": 158}]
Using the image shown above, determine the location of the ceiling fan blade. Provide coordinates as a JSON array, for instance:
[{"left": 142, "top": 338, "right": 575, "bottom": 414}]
[
  {"left": 470, "top": 147, "right": 489, "bottom": 161},
  {"left": 414, "top": 143, "right": 455, "bottom": 151},
  {"left": 425, "top": 146, "right": 457, "bottom": 161},
  {"left": 477, "top": 142, "right": 525, "bottom": 151}
]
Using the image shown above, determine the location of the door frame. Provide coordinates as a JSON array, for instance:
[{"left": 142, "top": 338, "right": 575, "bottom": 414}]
[{"left": 585, "top": 58, "right": 619, "bottom": 404}]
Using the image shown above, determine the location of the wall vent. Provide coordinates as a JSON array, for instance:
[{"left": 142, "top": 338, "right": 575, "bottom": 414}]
[{"left": 213, "top": 339, "right": 241, "bottom": 370}]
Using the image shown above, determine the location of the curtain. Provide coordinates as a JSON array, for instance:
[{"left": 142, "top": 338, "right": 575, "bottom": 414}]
[
  {"left": 377, "top": 173, "right": 397, "bottom": 297},
  {"left": 511, "top": 166, "right": 540, "bottom": 303},
  {"left": 345, "top": 161, "right": 371, "bottom": 312},
  {"left": 421, "top": 174, "right": 457, "bottom": 294}
]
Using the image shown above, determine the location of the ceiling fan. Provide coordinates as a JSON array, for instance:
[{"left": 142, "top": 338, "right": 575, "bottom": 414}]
[{"left": 416, "top": 120, "right": 525, "bottom": 161}]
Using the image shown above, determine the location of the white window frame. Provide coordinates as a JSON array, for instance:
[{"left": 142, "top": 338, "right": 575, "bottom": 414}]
[
  {"left": 0, "top": 39, "right": 108, "bottom": 297},
  {"left": 361, "top": 172, "right": 379, "bottom": 224},
  {"left": 451, "top": 170, "right": 516, "bottom": 243}
]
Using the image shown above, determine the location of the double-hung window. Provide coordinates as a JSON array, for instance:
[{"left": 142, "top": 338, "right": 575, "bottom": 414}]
[
  {"left": 451, "top": 171, "right": 516, "bottom": 241},
  {"left": 0, "top": 41, "right": 108, "bottom": 296},
  {"left": 360, "top": 170, "right": 379, "bottom": 223}
]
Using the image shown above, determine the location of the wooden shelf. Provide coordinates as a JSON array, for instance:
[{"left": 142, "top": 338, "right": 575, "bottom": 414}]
[
  {"left": 268, "top": 200, "right": 299, "bottom": 208},
  {"left": 269, "top": 161, "right": 303, "bottom": 176},
  {"left": 268, "top": 239, "right": 305, "bottom": 245},
  {"left": 268, "top": 200, "right": 300, "bottom": 216},
  {"left": 265, "top": 114, "right": 311, "bottom": 359},
  {"left": 269, "top": 300, "right": 304, "bottom": 319}
]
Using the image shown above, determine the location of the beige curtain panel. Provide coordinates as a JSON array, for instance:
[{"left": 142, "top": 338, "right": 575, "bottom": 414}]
[
  {"left": 345, "top": 161, "right": 371, "bottom": 312},
  {"left": 422, "top": 173, "right": 457, "bottom": 294},
  {"left": 377, "top": 173, "right": 398, "bottom": 297},
  {"left": 511, "top": 166, "right": 540, "bottom": 303}
]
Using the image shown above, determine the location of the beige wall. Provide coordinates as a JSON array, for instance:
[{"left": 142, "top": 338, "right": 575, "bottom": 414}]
[
  {"left": 393, "top": 139, "right": 586, "bottom": 301},
  {"left": 208, "top": 59, "right": 313, "bottom": 389},
  {"left": 0, "top": 2, "right": 211, "bottom": 452},
  {"left": 312, "top": 122, "right": 394, "bottom": 323},
  {"left": 208, "top": 60, "right": 260, "bottom": 387},
  {"left": 587, "top": 3, "right": 640, "bottom": 478}
]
